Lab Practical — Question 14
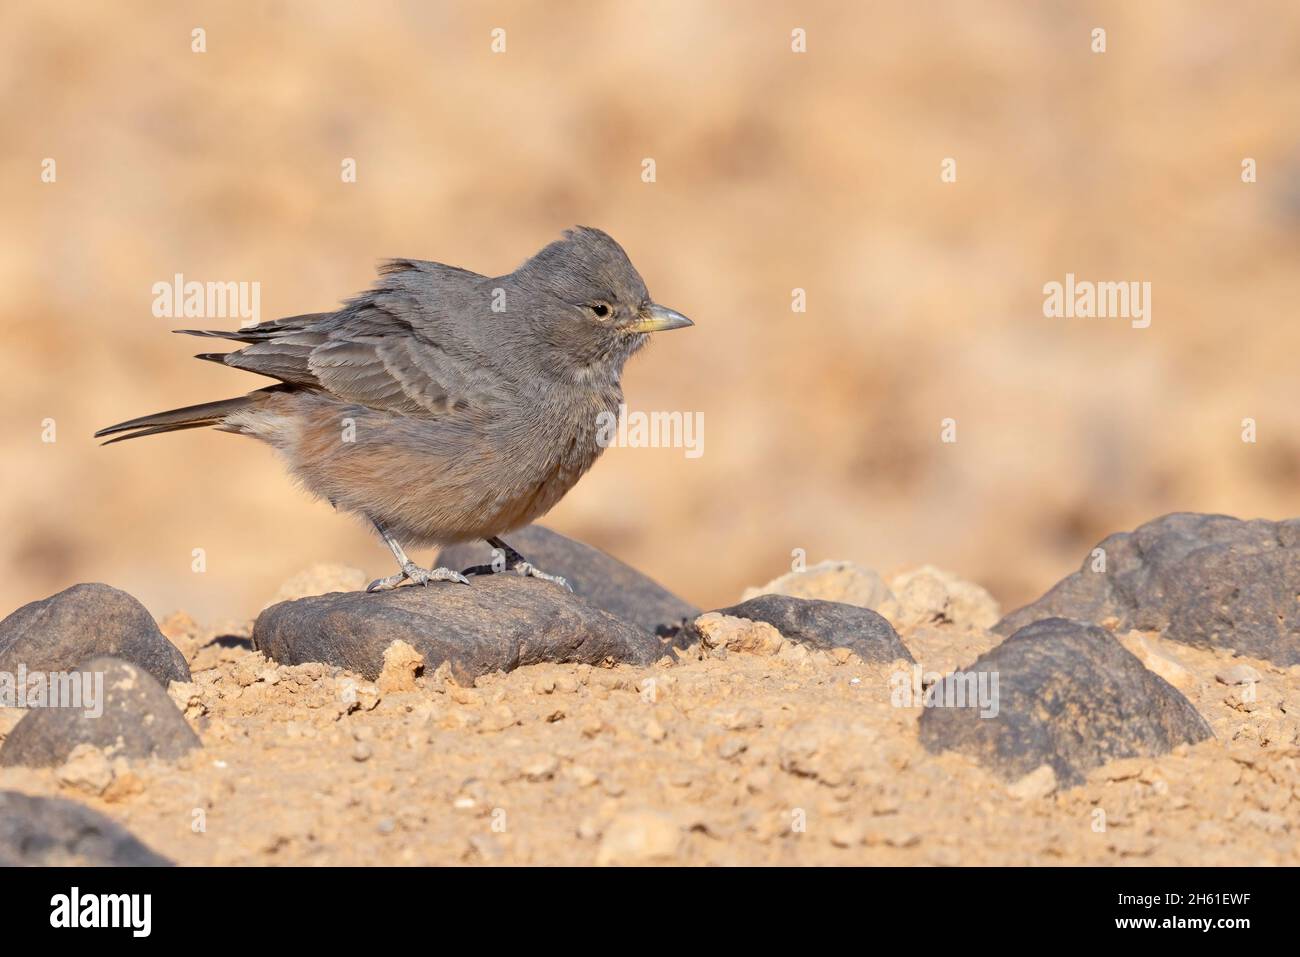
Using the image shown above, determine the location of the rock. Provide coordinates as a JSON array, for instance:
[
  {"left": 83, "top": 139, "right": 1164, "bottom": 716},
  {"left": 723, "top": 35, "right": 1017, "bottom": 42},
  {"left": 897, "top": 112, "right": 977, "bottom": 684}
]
[
  {"left": 336, "top": 679, "right": 381, "bottom": 715},
  {"left": 1215, "top": 664, "right": 1263, "bottom": 686},
  {"left": 56, "top": 744, "right": 115, "bottom": 796},
  {"left": 864, "top": 828, "right": 920, "bottom": 849},
  {"left": 480, "top": 704, "right": 516, "bottom": 732},
  {"left": 692, "top": 613, "right": 786, "bottom": 656},
  {"left": 778, "top": 723, "right": 827, "bottom": 778},
  {"left": 918, "top": 618, "right": 1213, "bottom": 786},
  {"left": 776, "top": 720, "right": 870, "bottom": 786},
  {"left": 102, "top": 758, "right": 144, "bottom": 803},
  {"left": 165, "top": 681, "right": 205, "bottom": 720},
  {"left": 596, "top": 810, "right": 682, "bottom": 865},
  {"left": 686, "top": 595, "right": 913, "bottom": 663},
  {"left": 566, "top": 764, "right": 599, "bottom": 788},
  {"left": 437, "top": 525, "right": 698, "bottom": 636},
  {"left": 0, "top": 790, "right": 172, "bottom": 866},
  {"left": 1236, "top": 808, "right": 1289, "bottom": 834},
  {"left": 642, "top": 718, "right": 667, "bottom": 742},
  {"left": 522, "top": 754, "right": 560, "bottom": 781},
  {"left": 740, "top": 560, "right": 891, "bottom": 610},
  {"left": 1117, "top": 631, "right": 1198, "bottom": 692},
  {"left": 377, "top": 640, "right": 424, "bottom": 693},
  {"left": 0, "top": 583, "right": 189, "bottom": 687},
  {"left": 254, "top": 574, "right": 670, "bottom": 683},
  {"left": 878, "top": 565, "right": 1000, "bottom": 629},
  {"left": 717, "top": 737, "right": 747, "bottom": 760},
  {"left": 829, "top": 821, "right": 866, "bottom": 848},
  {"left": 1007, "top": 764, "right": 1058, "bottom": 800},
  {"left": 995, "top": 512, "right": 1300, "bottom": 665},
  {"left": 711, "top": 707, "right": 763, "bottom": 731},
  {"left": 266, "top": 563, "right": 370, "bottom": 607},
  {"left": 0, "top": 657, "right": 200, "bottom": 767}
]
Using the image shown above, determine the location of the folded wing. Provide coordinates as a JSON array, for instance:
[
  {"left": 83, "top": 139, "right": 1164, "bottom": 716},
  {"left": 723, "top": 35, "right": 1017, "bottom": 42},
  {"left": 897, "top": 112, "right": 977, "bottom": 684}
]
[{"left": 177, "top": 264, "right": 478, "bottom": 417}]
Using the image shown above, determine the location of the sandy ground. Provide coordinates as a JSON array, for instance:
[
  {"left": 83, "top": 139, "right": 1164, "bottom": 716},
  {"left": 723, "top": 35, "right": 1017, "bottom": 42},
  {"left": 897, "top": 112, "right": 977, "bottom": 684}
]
[{"left": 1, "top": 578, "right": 1295, "bottom": 866}]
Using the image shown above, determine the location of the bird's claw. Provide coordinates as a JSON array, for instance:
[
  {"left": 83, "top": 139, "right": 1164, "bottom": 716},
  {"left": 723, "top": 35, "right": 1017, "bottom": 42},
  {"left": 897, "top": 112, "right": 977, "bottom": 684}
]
[
  {"left": 515, "top": 562, "right": 573, "bottom": 592},
  {"left": 367, "top": 563, "right": 470, "bottom": 592}
]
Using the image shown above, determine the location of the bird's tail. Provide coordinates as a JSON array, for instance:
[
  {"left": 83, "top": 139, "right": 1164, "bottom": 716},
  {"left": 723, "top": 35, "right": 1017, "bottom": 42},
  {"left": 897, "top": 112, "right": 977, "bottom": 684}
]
[{"left": 94, "top": 388, "right": 281, "bottom": 445}]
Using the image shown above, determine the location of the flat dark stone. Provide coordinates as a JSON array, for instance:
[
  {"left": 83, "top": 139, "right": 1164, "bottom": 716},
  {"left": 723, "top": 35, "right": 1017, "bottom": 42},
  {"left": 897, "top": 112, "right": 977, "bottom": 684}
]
[
  {"left": 0, "top": 583, "right": 189, "bottom": 686},
  {"left": 254, "top": 574, "right": 673, "bottom": 683},
  {"left": 996, "top": 512, "right": 1300, "bottom": 665},
  {"left": 0, "top": 656, "right": 200, "bottom": 768},
  {"left": 690, "top": 594, "right": 914, "bottom": 663},
  {"left": 918, "top": 617, "right": 1213, "bottom": 785},
  {"left": 0, "top": 790, "right": 173, "bottom": 866},
  {"left": 437, "top": 525, "right": 698, "bottom": 637}
]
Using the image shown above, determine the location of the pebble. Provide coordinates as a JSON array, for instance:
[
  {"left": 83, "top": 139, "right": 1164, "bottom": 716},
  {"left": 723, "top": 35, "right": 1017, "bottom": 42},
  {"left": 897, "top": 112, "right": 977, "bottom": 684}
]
[
  {"left": 1007, "top": 764, "right": 1058, "bottom": 800},
  {"left": 1216, "top": 664, "right": 1263, "bottom": 686},
  {"left": 830, "top": 822, "right": 865, "bottom": 848},
  {"left": 712, "top": 707, "right": 762, "bottom": 731},
  {"left": 1119, "top": 632, "right": 1198, "bottom": 691},
  {"left": 56, "top": 744, "right": 114, "bottom": 796},
  {"left": 596, "top": 811, "right": 682, "bottom": 865},
  {"left": 566, "top": 764, "right": 599, "bottom": 787},
  {"left": 522, "top": 755, "right": 559, "bottom": 781},
  {"left": 378, "top": 640, "right": 424, "bottom": 693},
  {"left": 1236, "top": 808, "right": 1288, "bottom": 833},
  {"left": 717, "top": 737, "right": 747, "bottom": 760},
  {"left": 480, "top": 704, "right": 517, "bottom": 733},
  {"left": 693, "top": 613, "right": 786, "bottom": 656},
  {"left": 530, "top": 675, "right": 555, "bottom": 695}
]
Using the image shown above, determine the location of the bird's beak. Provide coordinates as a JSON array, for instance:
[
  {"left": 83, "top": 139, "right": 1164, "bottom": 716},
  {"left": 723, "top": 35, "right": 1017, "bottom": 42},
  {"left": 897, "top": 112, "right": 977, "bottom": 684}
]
[{"left": 630, "top": 303, "right": 694, "bottom": 333}]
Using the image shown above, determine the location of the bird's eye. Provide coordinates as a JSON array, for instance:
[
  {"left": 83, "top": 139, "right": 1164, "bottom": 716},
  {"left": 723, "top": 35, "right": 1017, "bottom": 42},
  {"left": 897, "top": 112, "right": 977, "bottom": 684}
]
[{"left": 590, "top": 302, "right": 611, "bottom": 320}]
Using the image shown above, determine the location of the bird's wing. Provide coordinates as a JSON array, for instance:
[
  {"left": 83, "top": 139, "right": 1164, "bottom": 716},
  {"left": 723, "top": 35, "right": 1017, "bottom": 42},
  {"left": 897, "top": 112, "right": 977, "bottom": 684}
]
[
  {"left": 304, "top": 326, "right": 463, "bottom": 415},
  {"left": 184, "top": 264, "right": 485, "bottom": 417}
]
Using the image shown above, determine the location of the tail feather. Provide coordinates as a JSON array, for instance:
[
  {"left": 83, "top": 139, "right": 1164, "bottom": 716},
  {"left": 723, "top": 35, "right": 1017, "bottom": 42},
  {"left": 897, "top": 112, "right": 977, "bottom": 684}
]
[
  {"left": 172, "top": 313, "right": 329, "bottom": 344},
  {"left": 99, "top": 420, "right": 221, "bottom": 446},
  {"left": 94, "top": 389, "right": 282, "bottom": 444}
]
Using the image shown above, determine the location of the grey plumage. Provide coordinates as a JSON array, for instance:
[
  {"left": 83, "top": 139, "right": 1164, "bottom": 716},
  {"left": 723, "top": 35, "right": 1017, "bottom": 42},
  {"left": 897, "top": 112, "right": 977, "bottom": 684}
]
[{"left": 95, "top": 227, "right": 693, "bottom": 590}]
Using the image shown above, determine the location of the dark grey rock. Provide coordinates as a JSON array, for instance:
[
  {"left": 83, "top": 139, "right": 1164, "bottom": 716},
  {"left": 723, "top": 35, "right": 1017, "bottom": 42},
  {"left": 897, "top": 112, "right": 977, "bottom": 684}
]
[
  {"left": 996, "top": 512, "right": 1300, "bottom": 665},
  {"left": 0, "top": 657, "right": 200, "bottom": 768},
  {"left": 690, "top": 594, "right": 913, "bottom": 663},
  {"left": 0, "top": 583, "right": 190, "bottom": 686},
  {"left": 254, "top": 574, "right": 674, "bottom": 683},
  {"left": 0, "top": 790, "right": 173, "bottom": 866},
  {"left": 437, "top": 525, "right": 698, "bottom": 636},
  {"left": 918, "top": 618, "right": 1213, "bottom": 785}
]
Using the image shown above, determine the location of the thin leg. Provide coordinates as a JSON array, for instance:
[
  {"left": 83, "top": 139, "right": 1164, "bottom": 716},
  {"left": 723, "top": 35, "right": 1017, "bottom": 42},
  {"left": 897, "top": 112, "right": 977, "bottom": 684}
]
[
  {"left": 366, "top": 519, "right": 470, "bottom": 592},
  {"left": 461, "top": 536, "right": 572, "bottom": 591}
]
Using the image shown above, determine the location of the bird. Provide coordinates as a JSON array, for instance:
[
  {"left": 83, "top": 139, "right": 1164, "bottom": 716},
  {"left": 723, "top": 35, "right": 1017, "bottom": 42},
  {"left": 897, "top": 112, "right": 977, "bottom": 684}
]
[{"left": 95, "top": 226, "right": 693, "bottom": 592}]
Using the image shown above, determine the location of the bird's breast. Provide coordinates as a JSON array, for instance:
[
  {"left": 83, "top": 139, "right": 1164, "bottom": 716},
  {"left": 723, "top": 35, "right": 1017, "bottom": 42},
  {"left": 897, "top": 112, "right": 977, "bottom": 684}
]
[{"left": 489, "top": 381, "right": 620, "bottom": 516}]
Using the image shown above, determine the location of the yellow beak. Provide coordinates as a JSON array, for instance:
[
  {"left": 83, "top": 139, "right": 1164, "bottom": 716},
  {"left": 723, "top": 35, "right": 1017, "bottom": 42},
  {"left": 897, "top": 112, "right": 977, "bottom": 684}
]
[{"left": 629, "top": 303, "right": 694, "bottom": 333}]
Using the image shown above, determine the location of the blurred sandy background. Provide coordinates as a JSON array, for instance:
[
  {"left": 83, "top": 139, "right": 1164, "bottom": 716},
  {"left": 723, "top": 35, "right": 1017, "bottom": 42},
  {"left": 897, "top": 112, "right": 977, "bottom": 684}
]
[{"left": 2, "top": 1, "right": 1298, "bottom": 623}]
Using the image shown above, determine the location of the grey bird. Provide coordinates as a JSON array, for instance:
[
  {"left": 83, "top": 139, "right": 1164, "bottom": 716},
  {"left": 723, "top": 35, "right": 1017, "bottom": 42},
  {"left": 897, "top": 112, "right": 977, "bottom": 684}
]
[{"left": 95, "top": 227, "right": 693, "bottom": 592}]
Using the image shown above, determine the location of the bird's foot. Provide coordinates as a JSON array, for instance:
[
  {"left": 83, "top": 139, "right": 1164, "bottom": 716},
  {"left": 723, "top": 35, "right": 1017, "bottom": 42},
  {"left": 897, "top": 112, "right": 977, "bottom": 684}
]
[
  {"left": 460, "top": 537, "right": 571, "bottom": 591},
  {"left": 513, "top": 562, "right": 573, "bottom": 592},
  {"left": 460, "top": 560, "right": 571, "bottom": 591},
  {"left": 367, "top": 562, "right": 470, "bottom": 592}
]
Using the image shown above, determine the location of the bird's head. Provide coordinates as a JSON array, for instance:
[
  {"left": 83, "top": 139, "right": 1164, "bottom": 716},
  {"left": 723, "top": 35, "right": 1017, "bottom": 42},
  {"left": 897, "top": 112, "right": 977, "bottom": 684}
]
[{"left": 511, "top": 226, "right": 693, "bottom": 372}]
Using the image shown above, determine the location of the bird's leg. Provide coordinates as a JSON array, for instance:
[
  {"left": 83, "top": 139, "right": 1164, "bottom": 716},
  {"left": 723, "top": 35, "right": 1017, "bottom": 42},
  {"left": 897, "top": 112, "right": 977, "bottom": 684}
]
[
  {"left": 461, "top": 536, "right": 572, "bottom": 591},
  {"left": 366, "top": 519, "right": 469, "bottom": 592}
]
